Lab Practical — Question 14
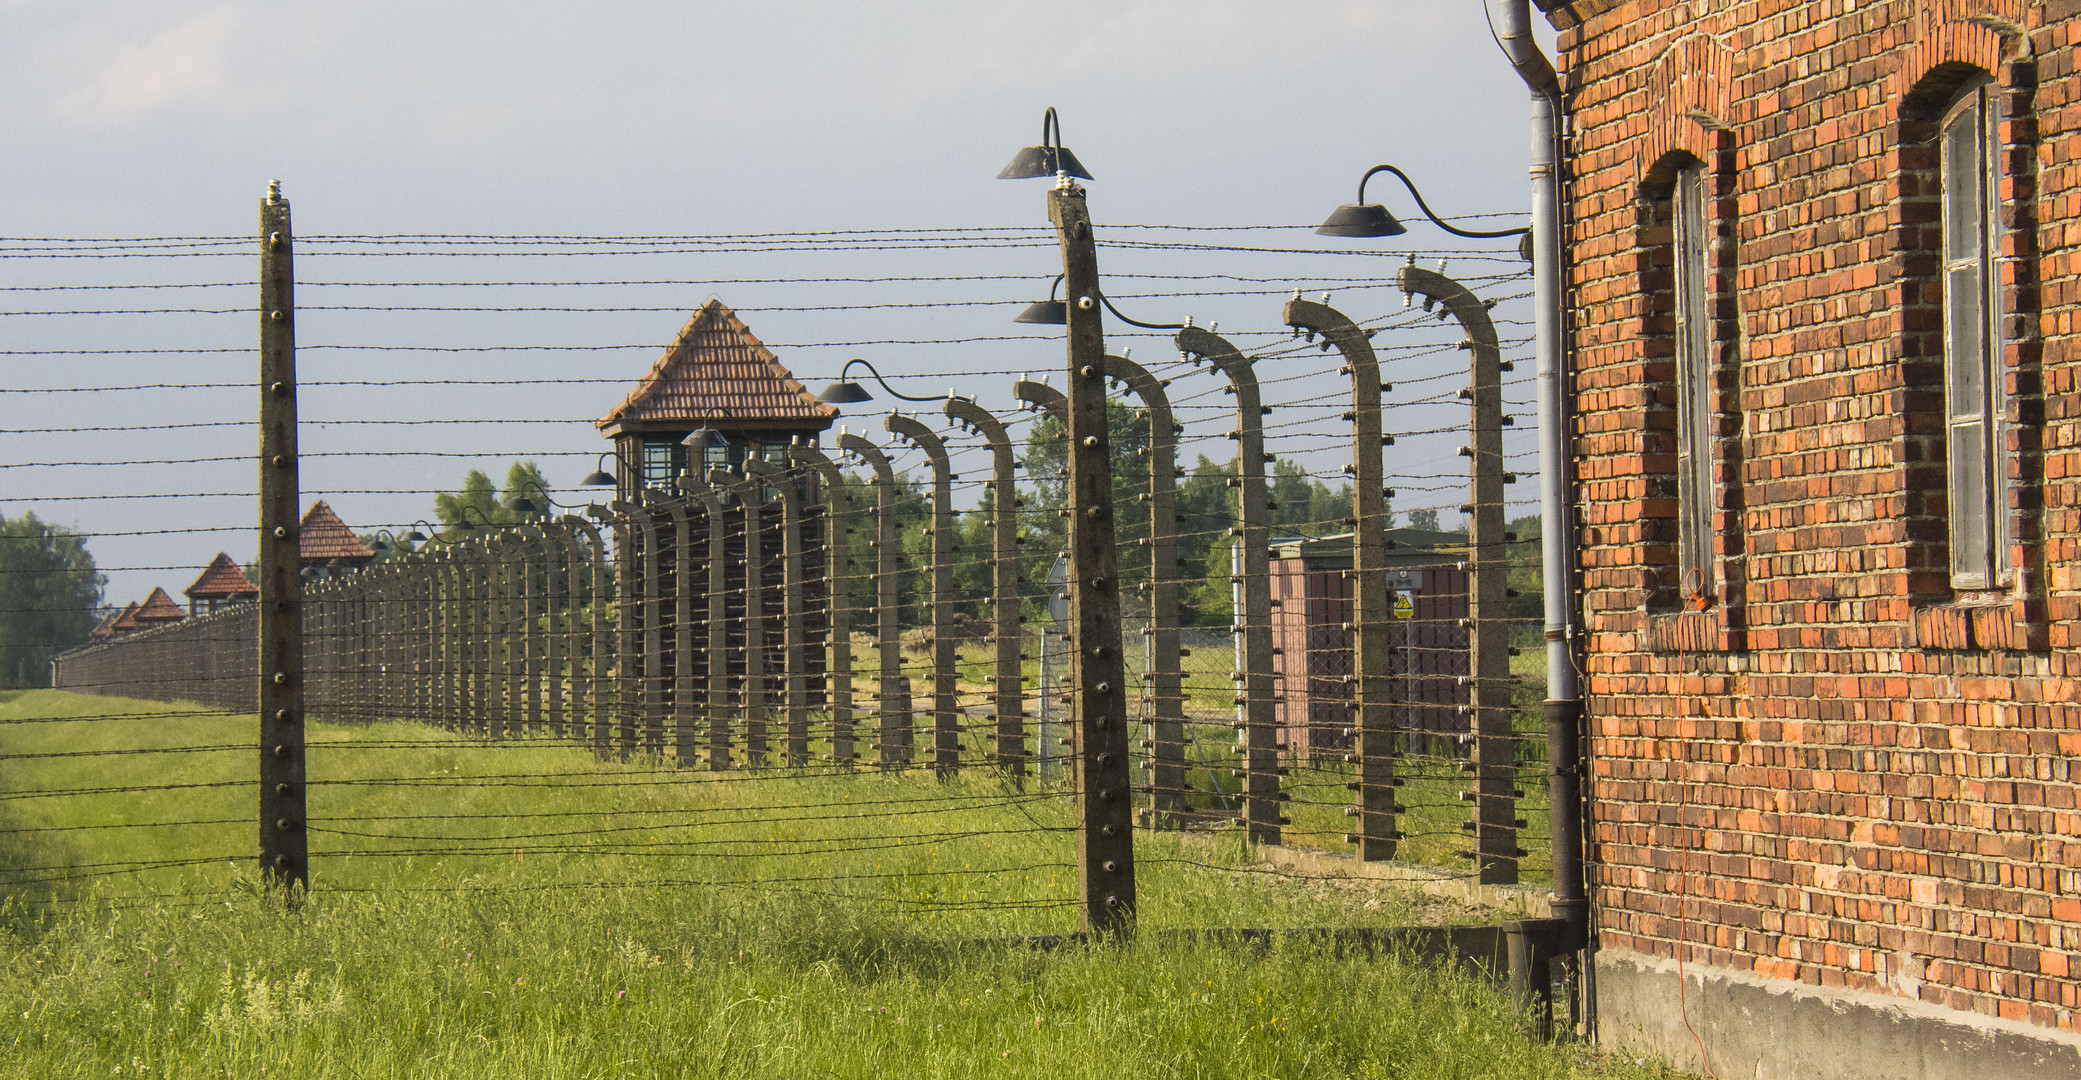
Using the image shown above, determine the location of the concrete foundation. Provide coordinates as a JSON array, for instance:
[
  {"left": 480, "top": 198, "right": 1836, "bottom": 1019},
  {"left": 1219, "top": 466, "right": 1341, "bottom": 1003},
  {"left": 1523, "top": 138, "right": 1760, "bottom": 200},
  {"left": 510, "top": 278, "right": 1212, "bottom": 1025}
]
[{"left": 1596, "top": 948, "right": 2081, "bottom": 1080}]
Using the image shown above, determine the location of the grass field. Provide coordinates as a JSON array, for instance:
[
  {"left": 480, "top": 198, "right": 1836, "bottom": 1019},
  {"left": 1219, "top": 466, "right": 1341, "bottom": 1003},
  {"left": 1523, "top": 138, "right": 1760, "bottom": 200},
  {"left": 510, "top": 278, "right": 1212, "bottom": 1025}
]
[{"left": 0, "top": 689, "right": 1671, "bottom": 1078}]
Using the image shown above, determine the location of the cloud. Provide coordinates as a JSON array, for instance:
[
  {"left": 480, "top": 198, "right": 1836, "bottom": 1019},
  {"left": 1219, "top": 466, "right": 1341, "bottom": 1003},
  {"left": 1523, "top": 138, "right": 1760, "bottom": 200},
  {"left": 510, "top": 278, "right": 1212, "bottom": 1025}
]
[{"left": 60, "top": 7, "right": 237, "bottom": 124}]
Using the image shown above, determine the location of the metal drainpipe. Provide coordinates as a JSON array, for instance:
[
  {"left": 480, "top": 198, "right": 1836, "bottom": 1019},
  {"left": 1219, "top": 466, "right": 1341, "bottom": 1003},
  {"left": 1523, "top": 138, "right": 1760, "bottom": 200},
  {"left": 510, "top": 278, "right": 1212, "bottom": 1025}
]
[{"left": 1490, "top": 0, "right": 1586, "bottom": 957}]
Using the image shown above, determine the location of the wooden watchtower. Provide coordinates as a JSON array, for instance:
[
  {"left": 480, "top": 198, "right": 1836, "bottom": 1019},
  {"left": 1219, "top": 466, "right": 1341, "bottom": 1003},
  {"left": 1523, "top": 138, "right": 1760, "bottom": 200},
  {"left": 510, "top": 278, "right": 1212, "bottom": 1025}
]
[
  {"left": 595, "top": 299, "right": 837, "bottom": 497},
  {"left": 185, "top": 552, "right": 258, "bottom": 616}
]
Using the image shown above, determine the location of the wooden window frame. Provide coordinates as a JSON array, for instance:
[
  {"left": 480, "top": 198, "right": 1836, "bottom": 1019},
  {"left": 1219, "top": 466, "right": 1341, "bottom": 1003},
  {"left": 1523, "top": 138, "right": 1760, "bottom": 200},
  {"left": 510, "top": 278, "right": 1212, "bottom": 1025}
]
[
  {"left": 1939, "top": 75, "right": 2006, "bottom": 592},
  {"left": 1673, "top": 163, "right": 1715, "bottom": 604}
]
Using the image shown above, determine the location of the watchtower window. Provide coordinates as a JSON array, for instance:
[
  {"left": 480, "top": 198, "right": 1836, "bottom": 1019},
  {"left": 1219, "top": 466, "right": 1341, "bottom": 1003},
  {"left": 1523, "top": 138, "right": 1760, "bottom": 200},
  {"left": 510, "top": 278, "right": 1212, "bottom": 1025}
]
[{"left": 641, "top": 440, "right": 685, "bottom": 489}]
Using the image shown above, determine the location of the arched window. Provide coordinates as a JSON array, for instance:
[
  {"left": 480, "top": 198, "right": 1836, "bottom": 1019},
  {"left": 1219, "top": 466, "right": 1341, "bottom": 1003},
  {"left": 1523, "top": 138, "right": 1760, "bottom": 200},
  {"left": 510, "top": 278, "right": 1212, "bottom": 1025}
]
[{"left": 1939, "top": 74, "right": 2006, "bottom": 590}]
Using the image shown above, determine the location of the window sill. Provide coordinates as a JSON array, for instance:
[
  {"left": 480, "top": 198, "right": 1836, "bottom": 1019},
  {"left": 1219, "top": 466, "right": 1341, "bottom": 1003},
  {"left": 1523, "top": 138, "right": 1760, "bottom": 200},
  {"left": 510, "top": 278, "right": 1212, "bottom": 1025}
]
[
  {"left": 1647, "top": 606, "right": 1745, "bottom": 653},
  {"left": 1910, "top": 599, "right": 2045, "bottom": 652}
]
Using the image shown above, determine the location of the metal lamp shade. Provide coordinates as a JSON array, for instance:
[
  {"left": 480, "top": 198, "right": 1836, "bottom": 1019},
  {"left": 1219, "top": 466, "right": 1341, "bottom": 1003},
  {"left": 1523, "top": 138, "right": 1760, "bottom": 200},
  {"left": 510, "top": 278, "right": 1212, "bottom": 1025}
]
[
  {"left": 816, "top": 381, "right": 874, "bottom": 404},
  {"left": 1013, "top": 300, "right": 1068, "bottom": 325},
  {"left": 1316, "top": 203, "right": 1408, "bottom": 238},
  {"left": 996, "top": 145, "right": 1094, "bottom": 181},
  {"left": 579, "top": 470, "right": 615, "bottom": 487}
]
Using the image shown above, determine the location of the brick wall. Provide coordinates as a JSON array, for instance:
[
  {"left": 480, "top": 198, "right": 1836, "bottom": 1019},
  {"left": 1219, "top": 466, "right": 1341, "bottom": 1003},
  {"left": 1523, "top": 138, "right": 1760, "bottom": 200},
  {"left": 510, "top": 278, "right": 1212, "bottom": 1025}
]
[{"left": 1557, "top": 0, "right": 2080, "bottom": 1030}]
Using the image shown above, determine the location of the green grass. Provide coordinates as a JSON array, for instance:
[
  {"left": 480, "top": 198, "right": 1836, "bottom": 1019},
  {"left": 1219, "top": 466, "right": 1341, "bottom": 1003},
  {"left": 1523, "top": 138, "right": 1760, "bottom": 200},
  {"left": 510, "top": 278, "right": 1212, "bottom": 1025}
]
[{"left": 0, "top": 690, "right": 1669, "bottom": 1079}]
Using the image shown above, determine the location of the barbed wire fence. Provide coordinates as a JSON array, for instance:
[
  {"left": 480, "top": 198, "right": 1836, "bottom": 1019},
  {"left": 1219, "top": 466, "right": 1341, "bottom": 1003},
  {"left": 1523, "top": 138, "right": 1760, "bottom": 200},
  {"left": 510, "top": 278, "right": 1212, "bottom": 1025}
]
[{"left": 8, "top": 185, "right": 1563, "bottom": 1016}]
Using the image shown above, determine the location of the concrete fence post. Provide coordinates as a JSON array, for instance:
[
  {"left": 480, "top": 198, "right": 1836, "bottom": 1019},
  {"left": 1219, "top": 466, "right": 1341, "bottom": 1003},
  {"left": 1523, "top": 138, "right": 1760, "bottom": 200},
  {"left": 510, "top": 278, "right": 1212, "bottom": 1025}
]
[{"left": 1176, "top": 326, "right": 1282, "bottom": 847}]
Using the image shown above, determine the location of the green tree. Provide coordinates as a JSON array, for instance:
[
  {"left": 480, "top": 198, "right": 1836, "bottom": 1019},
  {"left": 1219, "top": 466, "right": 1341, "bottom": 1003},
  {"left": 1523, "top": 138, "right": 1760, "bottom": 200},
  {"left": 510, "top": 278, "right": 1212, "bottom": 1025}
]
[
  {"left": 831, "top": 469, "right": 930, "bottom": 628},
  {"left": 433, "top": 462, "right": 550, "bottom": 537},
  {"left": 1174, "top": 454, "right": 1239, "bottom": 626},
  {"left": 1269, "top": 458, "right": 1368, "bottom": 537},
  {"left": 1017, "top": 400, "right": 1152, "bottom": 620},
  {"left": 0, "top": 513, "right": 104, "bottom": 689}
]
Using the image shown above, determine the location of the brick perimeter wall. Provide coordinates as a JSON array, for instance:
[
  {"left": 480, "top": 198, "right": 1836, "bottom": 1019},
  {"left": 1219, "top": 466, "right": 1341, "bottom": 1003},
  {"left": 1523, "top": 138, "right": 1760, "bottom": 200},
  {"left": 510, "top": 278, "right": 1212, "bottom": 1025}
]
[{"left": 1560, "top": 0, "right": 2081, "bottom": 1031}]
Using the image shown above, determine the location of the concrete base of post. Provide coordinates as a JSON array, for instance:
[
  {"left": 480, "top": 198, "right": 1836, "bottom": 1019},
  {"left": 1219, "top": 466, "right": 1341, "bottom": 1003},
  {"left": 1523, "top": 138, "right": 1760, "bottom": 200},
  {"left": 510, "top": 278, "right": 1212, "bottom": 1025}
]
[{"left": 1594, "top": 948, "right": 2081, "bottom": 1080}]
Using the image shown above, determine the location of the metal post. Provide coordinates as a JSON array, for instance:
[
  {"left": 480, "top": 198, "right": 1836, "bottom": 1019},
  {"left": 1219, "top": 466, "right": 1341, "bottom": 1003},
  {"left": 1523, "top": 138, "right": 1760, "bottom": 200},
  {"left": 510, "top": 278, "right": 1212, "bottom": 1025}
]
[
  {"left": 1397, "top": 265, "right": 1520, "bottom": 884},
  {"left": 1176, "top": 326, "right": 1282, "bottom": 847},
  {"left": 1493, "top": 0, "right": 1586, "bottom": 957},
  {"left": 1108, "top": 355, "right": 1186, "bottom": 826},
  {"left": 944, "top": 399, "right": 1026, "bottom": 782},
  {"left": 256, "top": 181, "right": 306, "bottom": 893},
  {"left": 886, "top": 415, "right": 960, "bottom": 778},
  {"left": 748, "top": 460, "right": 810, "bottom": 767},
  {"left": 1285, "top": 298, "right": 1402, "bottom": 861},
  {"left": 1049, "top": 180, "right": 1135, "bottom": 933},
  {"left": 793, "top": 445, "right": 856, "bottom": 767},
  {"left": 840, "top": 433, "right": 906, "bottom": 770}
]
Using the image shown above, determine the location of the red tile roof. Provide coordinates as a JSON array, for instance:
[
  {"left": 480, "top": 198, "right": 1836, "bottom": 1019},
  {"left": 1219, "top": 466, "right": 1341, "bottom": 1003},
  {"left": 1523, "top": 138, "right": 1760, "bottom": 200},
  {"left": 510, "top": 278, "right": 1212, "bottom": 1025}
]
[
  {"left": 89, "top": 609, "right": 121, "bottom": 640},
  {"left": 108, "top": 602, "right": 141, "bottom": 635},
  {"left": 299, "top": 501, "right": 374, "bottom": 564},
  {"left": 185, "top": 552, "right": 258, "bottom": 600},
  {"left": 596, "top": 299, "right": 837, "bottom": 435},
  {"left": 133, "top": 587, "right": 186, "bottom": 624}
]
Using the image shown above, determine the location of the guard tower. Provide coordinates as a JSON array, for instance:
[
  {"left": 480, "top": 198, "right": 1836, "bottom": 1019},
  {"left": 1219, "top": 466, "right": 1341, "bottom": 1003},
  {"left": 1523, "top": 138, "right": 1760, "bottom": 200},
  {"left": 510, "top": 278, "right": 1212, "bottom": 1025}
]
[
  {"left": 297, "top": 501, "right": 375, "bottom": 579},
  {"left": 131, "top": 587, "right": 188, "bottom": 629},
  {"left": 595, "top": 299, "right": 837, "bottom": 496},
  {"left": 185, "top": 552, "right": 259, "bottom": 616}
]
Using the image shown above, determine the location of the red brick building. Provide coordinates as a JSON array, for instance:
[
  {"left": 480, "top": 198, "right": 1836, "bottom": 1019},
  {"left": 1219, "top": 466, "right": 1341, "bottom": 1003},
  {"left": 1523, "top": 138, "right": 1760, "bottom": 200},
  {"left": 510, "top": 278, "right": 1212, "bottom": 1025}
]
[{"left": 1537, "top": 0, "right": 2080, "bottom": 1073}]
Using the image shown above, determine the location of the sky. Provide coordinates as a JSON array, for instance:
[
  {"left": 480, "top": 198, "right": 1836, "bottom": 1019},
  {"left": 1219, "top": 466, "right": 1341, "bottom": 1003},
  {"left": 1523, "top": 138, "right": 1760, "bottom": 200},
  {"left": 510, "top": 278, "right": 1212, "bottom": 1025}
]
[{"left": 2, "top": 1, "right": 1560, "bottom": 607}]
